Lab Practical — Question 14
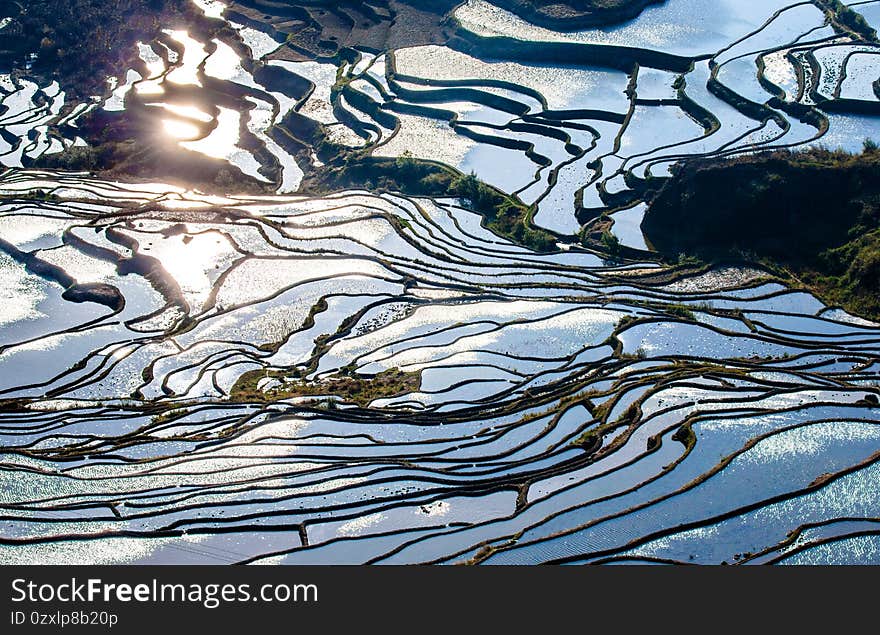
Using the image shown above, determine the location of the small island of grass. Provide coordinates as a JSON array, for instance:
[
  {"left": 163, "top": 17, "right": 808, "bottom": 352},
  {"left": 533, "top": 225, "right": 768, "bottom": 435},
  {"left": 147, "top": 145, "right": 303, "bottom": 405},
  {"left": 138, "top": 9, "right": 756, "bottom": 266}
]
[{"left": 230, "top": 367, "right": 422, "bottom": 408}]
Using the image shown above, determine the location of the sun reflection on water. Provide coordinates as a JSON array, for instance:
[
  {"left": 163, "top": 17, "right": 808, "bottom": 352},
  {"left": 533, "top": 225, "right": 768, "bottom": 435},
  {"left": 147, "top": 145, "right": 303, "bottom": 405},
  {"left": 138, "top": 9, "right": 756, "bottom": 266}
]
[
  {"left": 162, "top": 118, "right": 201, "bottom": 141},
  {"left": 153, "top": 103, "right": 213, "bottom": 122}
]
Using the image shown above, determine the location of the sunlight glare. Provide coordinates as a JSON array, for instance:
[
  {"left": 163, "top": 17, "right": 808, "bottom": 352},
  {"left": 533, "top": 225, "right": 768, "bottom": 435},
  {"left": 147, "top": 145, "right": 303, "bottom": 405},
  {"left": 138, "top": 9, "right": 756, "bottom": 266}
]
[{"left": 162, "top": 119, "right": 201, "bottom": 140}]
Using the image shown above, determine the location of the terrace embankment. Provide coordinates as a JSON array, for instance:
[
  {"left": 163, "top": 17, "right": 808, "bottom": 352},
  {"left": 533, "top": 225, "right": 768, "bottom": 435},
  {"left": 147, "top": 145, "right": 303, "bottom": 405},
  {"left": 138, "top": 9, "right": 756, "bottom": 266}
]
[
  {"left": 300, "top": 156, "right": 558, "bottom": 251},
  {"left": 484, "top": 0, "right": 666, "bottom": 30},
  {"left": 642, "top": 146, "right": 880, "bottom": 320}
]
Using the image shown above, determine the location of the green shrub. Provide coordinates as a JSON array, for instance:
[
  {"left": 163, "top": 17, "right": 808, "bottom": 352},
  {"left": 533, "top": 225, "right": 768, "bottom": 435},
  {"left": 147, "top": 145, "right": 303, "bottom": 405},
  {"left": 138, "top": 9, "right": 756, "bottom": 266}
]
[{"left": 600, "top": 230, "right": 621, "bottom": 255}]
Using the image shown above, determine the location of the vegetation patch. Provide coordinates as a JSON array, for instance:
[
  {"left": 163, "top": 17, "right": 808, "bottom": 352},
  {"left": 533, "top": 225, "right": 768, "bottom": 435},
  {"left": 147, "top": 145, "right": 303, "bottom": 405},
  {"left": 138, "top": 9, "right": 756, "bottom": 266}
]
[
  {"left": 813, "top": 0, "right": 878, "bottom": 41},
  {"left": 571, "top": 403, "right": 639, "bottom": 449},
  {"left": 150, "top": 407, "right": 190, "bottom": 425},
  {"left": 230, "top": 367, "right": 422, "bottom": 408},
  {"left": 665, "top": 303, "right": 697, "bottom": 321}
]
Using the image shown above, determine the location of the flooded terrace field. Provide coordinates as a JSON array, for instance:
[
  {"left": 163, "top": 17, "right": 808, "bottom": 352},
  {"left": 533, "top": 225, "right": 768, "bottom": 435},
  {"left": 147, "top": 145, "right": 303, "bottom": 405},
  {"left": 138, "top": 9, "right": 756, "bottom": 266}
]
[{"left": 0, "top": 0, "right": 878, "bottom": 564}]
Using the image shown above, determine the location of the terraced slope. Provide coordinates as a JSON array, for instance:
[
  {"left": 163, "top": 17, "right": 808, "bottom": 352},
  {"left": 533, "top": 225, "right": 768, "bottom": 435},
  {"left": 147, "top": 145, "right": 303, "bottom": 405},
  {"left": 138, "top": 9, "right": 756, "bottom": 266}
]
[{"left": 0, "top": 0, "right": 878, "bottom": 565}]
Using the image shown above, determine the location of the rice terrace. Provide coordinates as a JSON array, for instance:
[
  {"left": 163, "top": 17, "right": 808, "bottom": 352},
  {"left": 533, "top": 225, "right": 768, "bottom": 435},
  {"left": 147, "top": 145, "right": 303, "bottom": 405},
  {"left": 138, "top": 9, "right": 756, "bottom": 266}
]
[{"left": 0, "top": 0, "right": 878, "bottom": 565}]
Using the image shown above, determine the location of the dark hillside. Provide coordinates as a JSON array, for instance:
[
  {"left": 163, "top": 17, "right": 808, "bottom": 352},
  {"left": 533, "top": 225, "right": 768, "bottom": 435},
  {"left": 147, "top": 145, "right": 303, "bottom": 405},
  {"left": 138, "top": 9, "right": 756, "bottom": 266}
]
[{"left": 642, "top": 146, "right": 880, "bottom": 319}]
